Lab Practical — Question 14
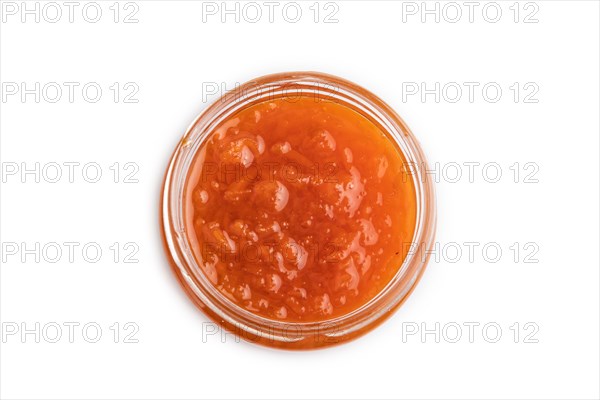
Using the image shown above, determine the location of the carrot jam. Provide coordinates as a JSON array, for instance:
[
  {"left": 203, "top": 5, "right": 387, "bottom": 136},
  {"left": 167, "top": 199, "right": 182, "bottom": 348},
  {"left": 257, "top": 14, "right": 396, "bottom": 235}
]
[{"left": 184, "top": 96, "right": 417, "bottom": 322}]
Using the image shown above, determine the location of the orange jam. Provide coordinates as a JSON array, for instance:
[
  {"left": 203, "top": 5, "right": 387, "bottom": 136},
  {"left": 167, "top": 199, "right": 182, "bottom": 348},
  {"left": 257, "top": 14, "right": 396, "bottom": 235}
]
[{"left": 184, "top": 96, "right": 417, "bottom": 322}]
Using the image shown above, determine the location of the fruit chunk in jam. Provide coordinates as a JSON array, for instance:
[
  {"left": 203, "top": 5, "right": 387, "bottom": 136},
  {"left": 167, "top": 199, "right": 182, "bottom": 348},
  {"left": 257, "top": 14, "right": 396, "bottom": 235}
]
[{"left": 185, "top": 96, "right": 416, "bottom": 322}]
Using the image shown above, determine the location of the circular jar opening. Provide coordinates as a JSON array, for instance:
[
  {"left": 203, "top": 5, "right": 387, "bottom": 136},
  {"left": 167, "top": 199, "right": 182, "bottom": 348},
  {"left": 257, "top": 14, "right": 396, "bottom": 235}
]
[{"left": 161, "top": 72, "right": 436, "bottom": 350}]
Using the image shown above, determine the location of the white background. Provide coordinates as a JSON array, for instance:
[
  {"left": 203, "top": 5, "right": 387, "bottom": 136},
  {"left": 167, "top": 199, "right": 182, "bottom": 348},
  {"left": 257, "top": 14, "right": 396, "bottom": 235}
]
[{"left": 1, "top": 1, "right": 599, "bottom": 399}]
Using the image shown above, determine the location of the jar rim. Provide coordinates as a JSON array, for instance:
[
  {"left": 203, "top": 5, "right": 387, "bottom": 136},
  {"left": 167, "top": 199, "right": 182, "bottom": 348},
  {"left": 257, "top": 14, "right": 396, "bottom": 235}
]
[{"left": 161, "top": 71, "right": 436, "bottom": 348}]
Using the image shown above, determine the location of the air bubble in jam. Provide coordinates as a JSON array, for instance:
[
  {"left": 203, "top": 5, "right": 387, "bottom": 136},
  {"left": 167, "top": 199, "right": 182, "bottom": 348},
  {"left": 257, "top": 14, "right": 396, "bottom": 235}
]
[{"left": 185, "top": 97, "right": 417, "bottom": 322}]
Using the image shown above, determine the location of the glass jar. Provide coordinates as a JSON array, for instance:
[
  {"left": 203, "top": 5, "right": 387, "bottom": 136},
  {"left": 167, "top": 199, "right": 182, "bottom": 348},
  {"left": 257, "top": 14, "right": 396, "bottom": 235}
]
[{"left": 161, "top": 72, "right": 436, "bottom": 349}]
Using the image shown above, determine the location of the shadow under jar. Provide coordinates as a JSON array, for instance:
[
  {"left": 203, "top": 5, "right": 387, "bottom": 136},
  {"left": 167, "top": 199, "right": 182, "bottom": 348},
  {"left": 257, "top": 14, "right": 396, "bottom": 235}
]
[{"left": 161, "top": 72, "right": 436, "bottom": 350}]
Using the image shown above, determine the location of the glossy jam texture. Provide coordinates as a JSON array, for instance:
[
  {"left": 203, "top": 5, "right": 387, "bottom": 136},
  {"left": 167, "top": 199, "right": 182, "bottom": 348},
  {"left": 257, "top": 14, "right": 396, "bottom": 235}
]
[{"left": 185, "top": 96, "right": 416, "bottom": 322}]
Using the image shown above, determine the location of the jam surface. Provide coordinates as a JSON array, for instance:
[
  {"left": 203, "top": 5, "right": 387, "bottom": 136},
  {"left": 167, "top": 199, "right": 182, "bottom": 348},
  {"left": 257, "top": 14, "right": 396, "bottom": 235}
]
[{"left": 185, "top": 96, "right": 416, "bottom": 322}]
